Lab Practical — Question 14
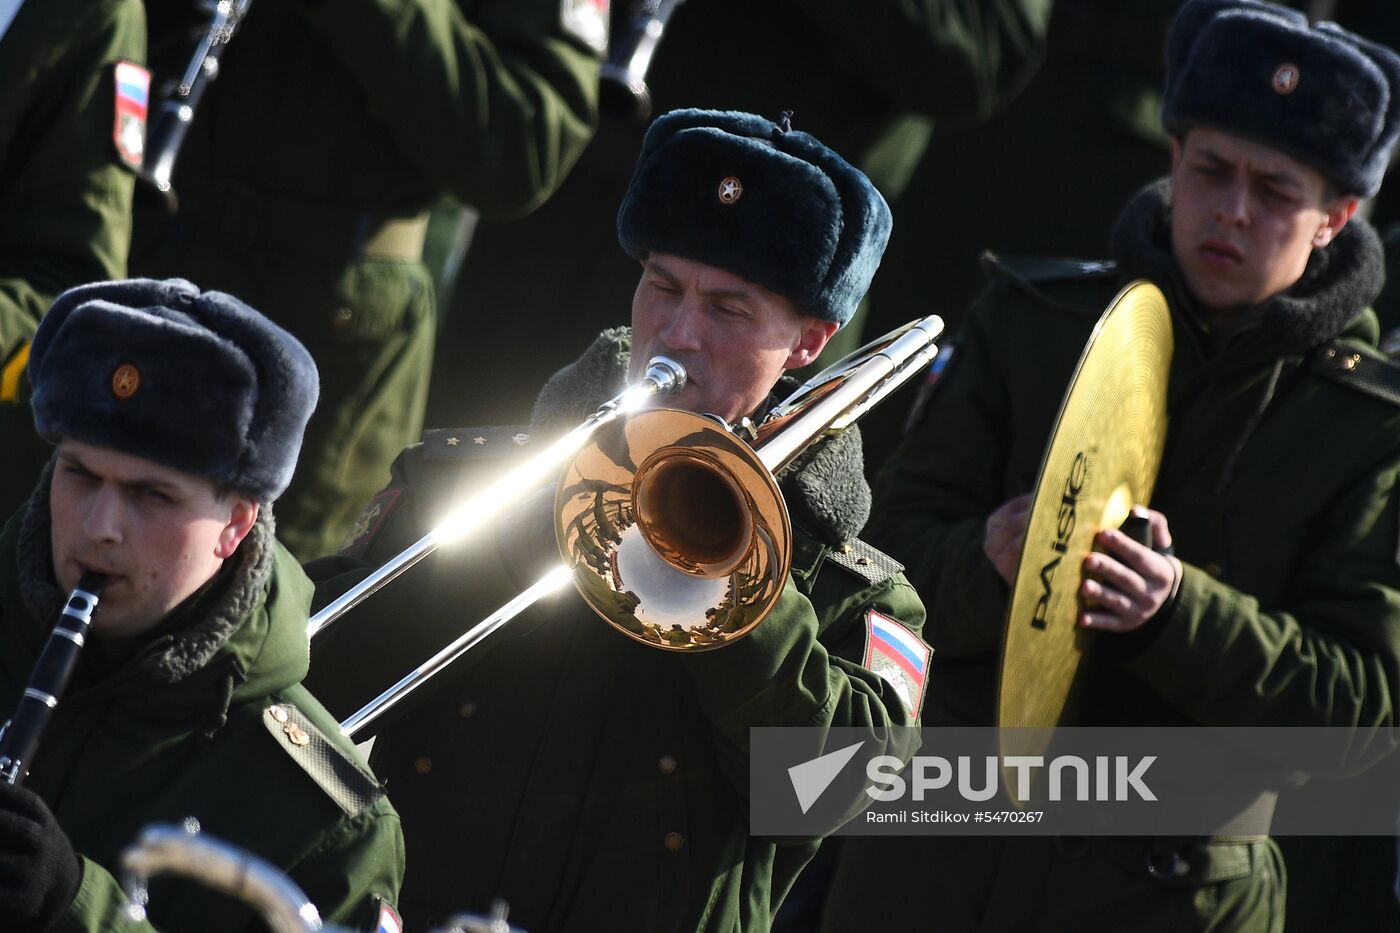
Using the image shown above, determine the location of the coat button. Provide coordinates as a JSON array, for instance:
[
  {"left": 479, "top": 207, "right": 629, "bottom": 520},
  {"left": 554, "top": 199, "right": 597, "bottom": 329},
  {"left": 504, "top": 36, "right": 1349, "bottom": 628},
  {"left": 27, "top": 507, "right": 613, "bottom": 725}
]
[
  {"left": 458, "top": 701, "right": 477, "bottom": 719},
  {"left": 334, "top": 307, "right": 354, "bottom": 327},
  {"left": 658, "top": 755, "right": 678, "bottom": 774},
  {"left": 664, "top": 832, "right": 684, "bottom": 852},
  {"left": 414, "top": 756, "right": 432, "bottom": 775},
  {"left": 1204, "top": 561, "right": 1223, "bottom": 578}
]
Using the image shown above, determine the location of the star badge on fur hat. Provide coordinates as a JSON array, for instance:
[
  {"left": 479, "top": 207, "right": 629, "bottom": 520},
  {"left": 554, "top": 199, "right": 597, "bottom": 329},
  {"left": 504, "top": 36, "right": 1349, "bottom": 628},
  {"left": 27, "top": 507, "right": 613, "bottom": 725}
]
[
  {"left": 617, "top": 109, "right": 892, "bottom": 325},
  {"left": 1162, "top": 0, "right": 1400, "bottom": 199},
  {"left": 1271, "top": 62, "right": 1299, "bottom": 96},
  {"left": 110, "top": 363, "right": 140, "bottom": 400},
  {"left": 27, "top": 278, "right": 319, "bottom": 503}
]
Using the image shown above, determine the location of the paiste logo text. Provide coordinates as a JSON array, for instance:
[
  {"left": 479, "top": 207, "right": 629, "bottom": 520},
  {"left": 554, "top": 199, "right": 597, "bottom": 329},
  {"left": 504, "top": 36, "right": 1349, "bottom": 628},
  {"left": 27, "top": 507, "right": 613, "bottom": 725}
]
[
  {"left": 865, "top": 754, "right": 1157, "bottom": 803},
  {"left": 1031, "top": 450, "right": 1089, "bottom": 630}
]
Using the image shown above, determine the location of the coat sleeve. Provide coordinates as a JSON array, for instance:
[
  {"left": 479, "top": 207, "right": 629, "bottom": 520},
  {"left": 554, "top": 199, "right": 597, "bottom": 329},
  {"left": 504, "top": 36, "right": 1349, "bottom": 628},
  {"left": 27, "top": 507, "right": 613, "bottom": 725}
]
[
  {"left": 58, "top": 856, "right": 159, "bottom": 933},
  {"left": 0, "top": 0, "right": 143, "bottom": 386},
  {"left": 1115, "top": 451, "right": 1400, "bottom": 779},
  {"left": 866, "top": 286, "right": 1017, "bottom": 659},
  {"left": 298, "top": 0, "right": 599, "bottom": 219},
  {"left": 783, "top": 0, "right": 1053, "bottom": 122},
  {"left": 678, "top": 564, "right": 927, "bottom": 832},
  {"left": 285, "top": 802, "right": 406, "bottom": 932}
]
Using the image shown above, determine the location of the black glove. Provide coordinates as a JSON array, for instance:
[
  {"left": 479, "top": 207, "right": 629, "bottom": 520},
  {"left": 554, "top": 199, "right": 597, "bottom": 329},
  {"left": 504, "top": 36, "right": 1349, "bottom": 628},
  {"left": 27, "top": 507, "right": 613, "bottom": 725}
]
[{"left": 0, "top": 782, "right": 83, "bottom": 931}]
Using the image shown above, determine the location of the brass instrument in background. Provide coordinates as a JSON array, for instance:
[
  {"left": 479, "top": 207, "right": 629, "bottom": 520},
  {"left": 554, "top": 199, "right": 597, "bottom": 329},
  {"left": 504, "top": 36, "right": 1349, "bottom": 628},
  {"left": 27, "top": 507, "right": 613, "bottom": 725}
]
[
  {"left": 121, "top": 820, "right": 522, "bottom": 933},
  {"left": 338, "top": 315, "right": 943, "bottom": 737},
  {"left": 140, "top": 0, "right": 254, "bottom": 208},
  {"left": 601, "top": 0, "right": 687, "bottom": 120}
]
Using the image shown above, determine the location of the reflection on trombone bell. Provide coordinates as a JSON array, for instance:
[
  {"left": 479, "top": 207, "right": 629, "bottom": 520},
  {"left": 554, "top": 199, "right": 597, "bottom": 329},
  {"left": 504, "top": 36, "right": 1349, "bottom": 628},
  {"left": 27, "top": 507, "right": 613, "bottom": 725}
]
[
  {"left": 558, "top": 408, "right": 787, "bottom": 648},
  {"left": 120, "top": 820, "right": 523, "bottom": 933}
]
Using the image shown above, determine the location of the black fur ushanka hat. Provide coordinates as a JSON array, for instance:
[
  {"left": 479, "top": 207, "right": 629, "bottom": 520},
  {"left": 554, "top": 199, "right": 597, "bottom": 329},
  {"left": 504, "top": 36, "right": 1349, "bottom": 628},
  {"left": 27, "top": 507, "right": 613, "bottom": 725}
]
[
  {"left": 1163, "top": 0, "right": 1400, "bottom": 199},
  {"left": 28, "top": 278, "right": 318, "bottom": 502},
  {"left": 617, "top": 109, "right": 892, "bottom": 325}
]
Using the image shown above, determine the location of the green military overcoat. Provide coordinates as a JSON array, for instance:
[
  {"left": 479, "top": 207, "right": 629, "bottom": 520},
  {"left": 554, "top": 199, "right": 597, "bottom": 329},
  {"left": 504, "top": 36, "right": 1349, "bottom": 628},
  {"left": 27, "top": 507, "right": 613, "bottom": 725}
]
[
  {"left": 306, "top": 330, "right": 928, "bottom": 931},
  {"left": 0, "top": 488, "right": 404, "bottom": 932},
  {"left": 0, "top": 0, "right": 146, "bottom": 519},
  {"left": 828, "top": 183, "right": 1400, "bottom": 931}
]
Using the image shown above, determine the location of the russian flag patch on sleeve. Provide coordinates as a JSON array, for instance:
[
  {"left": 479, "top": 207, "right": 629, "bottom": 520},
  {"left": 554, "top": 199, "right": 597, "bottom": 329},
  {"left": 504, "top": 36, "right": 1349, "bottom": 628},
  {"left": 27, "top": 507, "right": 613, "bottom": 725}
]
[
  {"left": 112, "top": 60, "right": 150, "bottom": 169},
  {"left": 375, "top": 899, "right": 403, "bottom": 933},
  {"left": 863, "top": 609, "right": 931, "bottom": 717}
]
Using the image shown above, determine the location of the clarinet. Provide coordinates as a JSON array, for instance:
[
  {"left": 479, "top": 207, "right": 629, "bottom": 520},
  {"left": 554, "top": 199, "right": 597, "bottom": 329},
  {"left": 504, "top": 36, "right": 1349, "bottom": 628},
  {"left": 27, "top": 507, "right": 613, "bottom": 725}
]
[
  {"left": 141, "top": 0, "right": 255, "bottom": 208},
  {"left": 0, "top": 573, "right": 107, "bottom": 785}
]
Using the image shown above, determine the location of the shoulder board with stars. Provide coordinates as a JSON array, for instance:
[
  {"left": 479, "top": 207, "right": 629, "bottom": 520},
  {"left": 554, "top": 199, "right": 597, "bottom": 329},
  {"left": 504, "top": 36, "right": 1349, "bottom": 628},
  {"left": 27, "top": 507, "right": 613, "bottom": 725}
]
[
  {"left": 261, "top": 701, "right": 385, "bottom": 817},
  {"left": 1309, "top": 341, "right": 1400, "bottom": 408},
  {"left": 421, "top": 426, "right": 531, "bottom": 461},
  {"left": 862, "top": 609, "right": 930, "bottom": 718},
  {"left": 825, "top": 538, "right": 904, "bottom": 587}
]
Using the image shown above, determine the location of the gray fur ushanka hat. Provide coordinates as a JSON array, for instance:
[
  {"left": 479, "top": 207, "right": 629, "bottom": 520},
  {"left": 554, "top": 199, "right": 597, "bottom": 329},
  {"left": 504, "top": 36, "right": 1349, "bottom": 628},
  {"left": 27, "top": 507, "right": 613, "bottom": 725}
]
[
  {"left": 1162, "top": 0, "right": 1400, "bottom": 199},
  {"left": 617, "top": 109, "right": 892, "bottom": 325},
  {"left": 28, "top": 278, "right": 318, "bottom": 502}
]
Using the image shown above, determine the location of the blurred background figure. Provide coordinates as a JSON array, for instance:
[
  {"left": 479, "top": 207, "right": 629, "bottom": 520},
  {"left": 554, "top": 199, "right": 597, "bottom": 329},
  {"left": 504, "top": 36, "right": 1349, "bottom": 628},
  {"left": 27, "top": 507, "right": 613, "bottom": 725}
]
[
  {"left": 424, "top": 0, "right": 1057, "bottom": 435},
  {"left": 128, "top": 0, "right": 604, "bottom": 559},
  {"left": 0, "top": 0, "right": 146, "bottom": 520},
  {"left": 854, "top": 0, "right": 1182, "bottom": 474}
]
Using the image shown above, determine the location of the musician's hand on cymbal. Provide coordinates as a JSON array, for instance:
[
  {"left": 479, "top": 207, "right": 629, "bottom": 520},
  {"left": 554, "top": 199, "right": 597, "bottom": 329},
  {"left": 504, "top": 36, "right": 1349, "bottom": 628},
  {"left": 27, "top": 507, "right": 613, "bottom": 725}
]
[
  {"left": 984, "top": 493, "right": 1032, "bottom": 586},
  {"left": 1078, "top": 507, "right": 1182, "bottom": 632}
]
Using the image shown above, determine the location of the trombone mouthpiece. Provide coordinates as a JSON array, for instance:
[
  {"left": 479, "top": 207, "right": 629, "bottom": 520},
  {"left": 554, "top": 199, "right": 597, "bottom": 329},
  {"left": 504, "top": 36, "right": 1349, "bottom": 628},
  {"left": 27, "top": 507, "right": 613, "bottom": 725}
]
[{"left": 643, "top": 356, "right": 686, "bottom": 396}]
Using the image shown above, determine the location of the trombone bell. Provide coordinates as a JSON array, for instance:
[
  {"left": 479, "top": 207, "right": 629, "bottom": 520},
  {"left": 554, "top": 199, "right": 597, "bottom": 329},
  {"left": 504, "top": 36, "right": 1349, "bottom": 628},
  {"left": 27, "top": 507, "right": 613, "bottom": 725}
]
[{"left": 557, "top": 408, "right": 790, "bottom": 651}]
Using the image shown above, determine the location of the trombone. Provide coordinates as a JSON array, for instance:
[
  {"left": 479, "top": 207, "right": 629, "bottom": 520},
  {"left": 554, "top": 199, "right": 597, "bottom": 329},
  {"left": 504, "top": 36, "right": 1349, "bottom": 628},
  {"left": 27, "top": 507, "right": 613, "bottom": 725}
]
[{"left": 338, "top": 315, "right": 943, "bottom": 737}]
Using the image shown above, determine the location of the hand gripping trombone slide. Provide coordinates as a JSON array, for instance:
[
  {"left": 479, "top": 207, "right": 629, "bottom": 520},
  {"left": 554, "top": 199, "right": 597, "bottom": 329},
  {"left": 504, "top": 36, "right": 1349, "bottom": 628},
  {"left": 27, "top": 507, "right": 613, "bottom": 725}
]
[
  {"left": 338, "top": 315, "right": 943, "bottom": 738},
  {"left": 307, "top": 356, "right": 687, "bottom": 641},
  {"left": 0, "top": 572, "right": 107, "bottom": 785}
]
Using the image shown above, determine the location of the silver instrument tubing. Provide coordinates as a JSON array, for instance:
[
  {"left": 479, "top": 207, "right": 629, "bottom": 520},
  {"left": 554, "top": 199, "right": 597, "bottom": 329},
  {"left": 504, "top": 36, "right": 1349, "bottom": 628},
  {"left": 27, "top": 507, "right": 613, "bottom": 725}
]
[{"left": 306, "top": 357, "right": 685, "bottom": 640}]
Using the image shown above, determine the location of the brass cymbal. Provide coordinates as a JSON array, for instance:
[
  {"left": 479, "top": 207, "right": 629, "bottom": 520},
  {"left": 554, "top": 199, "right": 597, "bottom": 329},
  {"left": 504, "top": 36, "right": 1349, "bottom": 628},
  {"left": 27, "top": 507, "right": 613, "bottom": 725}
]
[{"left": 997, "top": 280, "right": 1174, "bottom": 739}]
